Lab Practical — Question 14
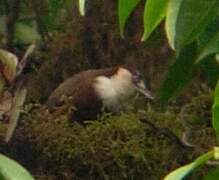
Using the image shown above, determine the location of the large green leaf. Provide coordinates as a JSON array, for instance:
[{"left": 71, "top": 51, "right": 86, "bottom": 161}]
[
  {"left": 196, "top": 18, "right": 219, "bottom": 63},
  {"left": 164, "top": 151, "right": 214, "bottom": 180},
  {"left": 157, "top": 43, "right": 198, "bottom": 105},
  {"left": 0, "top": 154, "right": 34, "bottom": 180},
  {"left": 142, "top": 0, "right": 168, "bottom": 41},
  {"left": 213, "top": 80, "right": 219, "bottom": 140},
  {"left": 165, "top": 0, "right": 219, "bottom": 51},
  {"left": 118, "top": 0, "right": 141, "bottom": 38},
  {"left": 78, "top": 0, "right": 86, "bottom": 16},
  {"left": 197, "top": 32, "right": 219, "bottom": 62}
]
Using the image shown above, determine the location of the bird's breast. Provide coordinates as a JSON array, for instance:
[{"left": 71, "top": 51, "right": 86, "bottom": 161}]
[{"left": 93, "top": 76, "right": 135, "bottom": 111}]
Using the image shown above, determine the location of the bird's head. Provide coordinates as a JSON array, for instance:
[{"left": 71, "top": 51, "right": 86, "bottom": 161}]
[
  {"left": 130, "top": 70, "right": 154, "bottom": 100},
  {"left": 110, "top": 66, "right": 154, "bottom": 100}
]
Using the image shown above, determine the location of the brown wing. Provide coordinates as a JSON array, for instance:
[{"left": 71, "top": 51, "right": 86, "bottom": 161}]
[
  {"left": 47, "top": 67, "right": 118, "bottom": 108},
  {"left": 47, "top": 72, "right": 90, "bottom": 108}
]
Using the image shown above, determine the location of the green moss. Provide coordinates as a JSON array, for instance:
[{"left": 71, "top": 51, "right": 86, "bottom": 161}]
[
  {"left": 181, "top": 88, "right": 213, "bottom": 128},
  {"left": 11, "top": 87, "right": 216, "bottom": 179},
  {"left": 179, "top": 87, "right": 216, "bottom": 150},
  {"left": 15, "top": 106, "right": 186, "bottom": 179}
]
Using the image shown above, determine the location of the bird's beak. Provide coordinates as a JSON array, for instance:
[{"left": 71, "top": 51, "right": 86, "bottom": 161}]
[{"left": 134, "top": 81, "right": 154, "bottom": 100}]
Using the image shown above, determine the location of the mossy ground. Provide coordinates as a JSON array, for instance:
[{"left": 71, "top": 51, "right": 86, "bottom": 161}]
[
  {"left": 15, "top": 108, "right": 181, "bottom": 179},
  {"left": 0, "top": 86, "right": 214, "bottom": 179},
  {"left": 3, "top": 87, "right": 209, "bottom": 180}
]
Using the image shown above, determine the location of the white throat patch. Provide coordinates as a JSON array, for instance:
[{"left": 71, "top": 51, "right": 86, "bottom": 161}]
[{"left": 93, "top": 68, "right": 136, "bottom": 111}]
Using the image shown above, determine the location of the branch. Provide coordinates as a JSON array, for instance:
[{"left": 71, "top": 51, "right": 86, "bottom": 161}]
[
  {"left": 140, "top": 117, "right": 192, "bottom": 149},
  {"left": 16, "top": 43, "right": 36, "bottom": 77}
]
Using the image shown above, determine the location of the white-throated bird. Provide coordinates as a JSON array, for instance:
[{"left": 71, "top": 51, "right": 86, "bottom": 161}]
[{"left": 47, "top": 66, "right": 153, "bottom": 122}]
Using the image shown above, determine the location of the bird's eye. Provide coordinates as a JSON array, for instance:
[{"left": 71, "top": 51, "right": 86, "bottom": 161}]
[{"left": 132, "top": 72, "right": 141, "bottom": 84}]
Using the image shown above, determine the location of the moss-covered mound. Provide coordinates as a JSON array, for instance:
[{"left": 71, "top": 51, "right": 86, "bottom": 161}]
[
  {"left": 0, "top": 87, "right": 210, "bottom": 179},
  {"left": 11, "top": 105, "right": 189, "bottom": 180}
]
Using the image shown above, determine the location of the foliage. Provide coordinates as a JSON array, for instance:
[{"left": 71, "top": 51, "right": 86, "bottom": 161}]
[
  {"left": 5, "top": 85, "right": 27, "bottom": 142},
  {"left": 0, "top": 154, "right": 34, "bottom": 180},
  {"left": 0, "top": 47, "right": 34, "bottom": 142},
  {"left": 156, "top": 43, "right": 198, "bottom": 104},
  {"left": 79, "top": 0, "right": 86, "bottom": 16},
  {"left": 112, "top": 0, "right": 219, "bottom": 179},
  {"left": 0, "top": 0, "right": 74, "bottom": 46},
  {"left": 0, "top": 49, "right": 18, "bottom": 86},
  {"left": 164, "top": 151, "right": 214, "bottom": 180},
  {"left": 204, "top": 167, "right": 219, "bottom": 180},
  {"left": 118, "top": 0, "right": 141, "bottom": 38},
  {"left": 142, "top": 0, "right": 167, "bottom": 41},
  {"left": 165, "top": 0, "right": 218, "bottom": 51},
  {"left": 115, "top": 0, "right": 219, "bottom": 104},
  {"left": 14, "top": 23, "right": 41, "bottom": 45}
]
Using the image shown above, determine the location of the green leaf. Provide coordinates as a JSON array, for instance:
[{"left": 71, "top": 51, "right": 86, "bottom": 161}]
[
  {"left": 15, "top": 23, "right": 41, "bottom": 45},
  {"left": 213, "top": 80, "right": 219, "bottom": 140},
  {"left": 165, "top": 0, "right": 183, "bottom": 49},
  {"left": 196, "top": 18, "right": 219, "bottom": 63},
  {"left": 157, "top": 43, "right": 198, "bottom": 105},
  {"left": 0, "top": 154, "right": 34, "bottom": 180},
  {"left": 0, "top": 49, "right": 18, "bottom": 82},
  {"left": 217, "top": 54, "right": 219, "bottom": 62},
  {"left": 214, "top": 147, "right": 219, "bottom": 160},
  {"left": 197, "top": 32, "right": 219, "bottom": 62},
  {"left": 142, "top": 0, "right": 168, "bottom": 41},
  {"left": 78, "top": 0, "right": 86, "bottom": 16},
  {"left": 204, "top": 167, "right": 219, "bottom": 180},
  {"left": 164, "top": 151, "right": 214, "bottom": 180},
  {"left": 165, "top": 0, "right": 219, "bottom": 51},
  {"left": 5, "top": 86, "right": 27, "bottom": 143},
  {"left": 118, "top": 0, "right": 141, "bottom": 38}
]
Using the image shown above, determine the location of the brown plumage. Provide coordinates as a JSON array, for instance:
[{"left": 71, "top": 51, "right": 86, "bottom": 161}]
[
  {"left": 47, "top": 67, "right": 119, "bottom": 120},
  {"left": 47, "top": 66, "right": 153, "bottom": 122}
]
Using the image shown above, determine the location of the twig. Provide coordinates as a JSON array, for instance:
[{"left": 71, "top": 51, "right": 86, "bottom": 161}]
[
  {"left": 180, "top": 105, "right": 196, "bottom": 148},
  {"left": 16, "top": 43, "right": 36, "bottom": 77},
  {"left": 140, "top": 117, "right": 192, "bottom": 149},
  {"left": 5, "top": 79, "right": 27, "bottom": 143}
]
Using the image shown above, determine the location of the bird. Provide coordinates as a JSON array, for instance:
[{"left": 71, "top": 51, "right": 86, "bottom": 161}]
[{"left": 47, "top": 66, "right": 154, "bottom": 122}]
